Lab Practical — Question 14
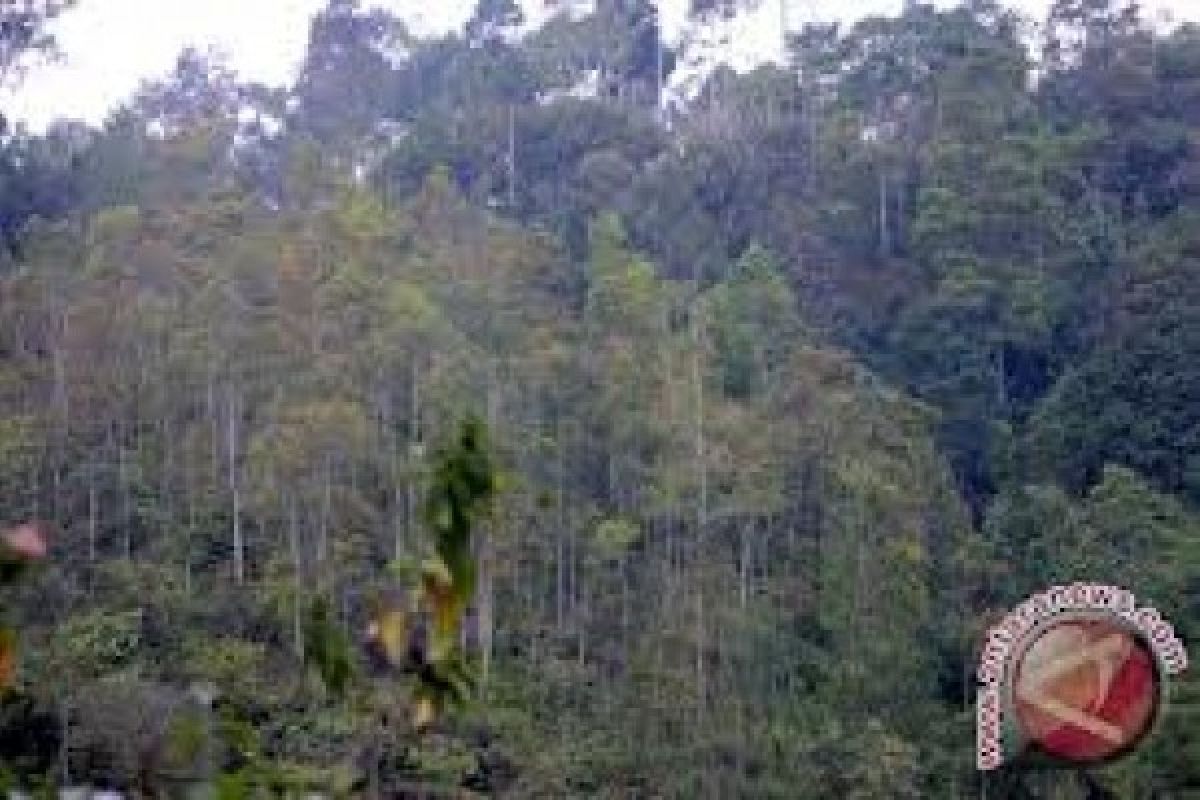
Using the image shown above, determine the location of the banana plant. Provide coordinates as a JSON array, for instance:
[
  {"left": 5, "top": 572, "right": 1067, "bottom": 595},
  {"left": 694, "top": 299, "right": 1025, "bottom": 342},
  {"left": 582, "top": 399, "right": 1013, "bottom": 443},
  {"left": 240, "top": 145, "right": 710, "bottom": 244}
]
[{"left": 308, "top": 417, "right": 500, "bottom": 729}]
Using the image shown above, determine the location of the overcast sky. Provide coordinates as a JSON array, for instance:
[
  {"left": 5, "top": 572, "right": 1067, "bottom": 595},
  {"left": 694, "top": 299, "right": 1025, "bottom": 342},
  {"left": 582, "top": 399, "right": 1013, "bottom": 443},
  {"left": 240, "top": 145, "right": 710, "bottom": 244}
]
[{"left": 2, "top": 0, "right": 1196, "bottom": 132}]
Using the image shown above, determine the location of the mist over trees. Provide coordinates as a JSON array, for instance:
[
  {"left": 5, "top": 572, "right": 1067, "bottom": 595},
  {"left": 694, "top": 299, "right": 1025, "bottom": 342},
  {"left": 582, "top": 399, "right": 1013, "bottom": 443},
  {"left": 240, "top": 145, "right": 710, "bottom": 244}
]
[{"left": 1, "top": 0, "right": 1200, "bottom": 795}]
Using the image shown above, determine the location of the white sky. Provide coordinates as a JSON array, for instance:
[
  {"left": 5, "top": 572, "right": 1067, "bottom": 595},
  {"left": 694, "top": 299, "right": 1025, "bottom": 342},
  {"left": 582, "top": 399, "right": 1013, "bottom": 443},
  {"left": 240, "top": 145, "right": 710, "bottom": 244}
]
[{"left": 2, "top": 0, "right": 1196, "bottom": 132}]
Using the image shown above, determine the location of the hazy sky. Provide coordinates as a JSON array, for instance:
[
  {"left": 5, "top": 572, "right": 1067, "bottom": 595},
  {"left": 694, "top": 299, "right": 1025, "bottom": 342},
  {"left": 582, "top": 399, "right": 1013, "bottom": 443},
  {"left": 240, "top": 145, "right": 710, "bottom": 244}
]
[{"left": 2, "top": 0, "right": 1196, "bottom": 131}]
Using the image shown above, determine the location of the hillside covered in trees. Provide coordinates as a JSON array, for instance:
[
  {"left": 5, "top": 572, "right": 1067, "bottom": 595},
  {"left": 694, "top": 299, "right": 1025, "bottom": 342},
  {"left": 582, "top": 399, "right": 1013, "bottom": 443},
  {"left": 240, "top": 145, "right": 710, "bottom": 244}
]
[{"left": 2, "top": 0, "right": 1200, "bottom": 796}]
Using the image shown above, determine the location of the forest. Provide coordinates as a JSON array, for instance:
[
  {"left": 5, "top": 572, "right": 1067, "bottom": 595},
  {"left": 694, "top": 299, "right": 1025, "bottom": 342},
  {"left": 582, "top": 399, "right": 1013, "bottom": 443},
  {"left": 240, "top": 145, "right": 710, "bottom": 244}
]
[{"left": 1, "top": 0, "right": 1200, "bottom": 796}]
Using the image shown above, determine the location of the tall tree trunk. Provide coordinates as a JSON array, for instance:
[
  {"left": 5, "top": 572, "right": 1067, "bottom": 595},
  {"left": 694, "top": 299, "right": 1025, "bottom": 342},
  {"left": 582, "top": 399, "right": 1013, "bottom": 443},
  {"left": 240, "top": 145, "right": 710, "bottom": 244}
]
[
  {"left": 88, "top": 478, "right": 98, "bottom": 564},
  {"left": 318, "top": 457, "right": 331, "bottom": 565},
  {"left": 479, "top": 535, "right": 494, "bottom": 691},
  {"left": 692, "top": 288, "right": 708, "bottom": 719},
  {"left": 58, "top": 696, "right": 70, "bottom": 787},
  {"left": 478, "top": 360, "right": 499, "bottom": 691},
  {"left": 556, "top": 416, "right": 566, "bottom": 632},
  {"left": 507, "top": 104, "right": 517, "bottom": 209},
  {"left": 207, "top": 371, "right": 219, "bottom": 486},
  {"left": 403, "top": 358, "right": 421, "bottom": 560},
  {"left": 288, "top": 493, "right": 304, "bottom": 659},
  {"left": 118, "top": 424, "right": 131, "bottom": 561},
  {"left": 879, "top": 168, "right": 890, "bottom": 257},
  {"left": 739, "top": 522, "right": 749, "bottom": 611},
  {"left": 227, "top": 388, "right": 244, "bottom": 585},
  {"left": 655, "top": 10, "right": 665, "bottom": 124}
]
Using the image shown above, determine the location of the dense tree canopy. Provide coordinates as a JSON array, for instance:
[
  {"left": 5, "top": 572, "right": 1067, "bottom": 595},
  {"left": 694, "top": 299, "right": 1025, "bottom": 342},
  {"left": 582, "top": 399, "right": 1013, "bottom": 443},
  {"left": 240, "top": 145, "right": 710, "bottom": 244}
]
[{"left": 1, "top": 0, "right": 1200, "bottom": 796}]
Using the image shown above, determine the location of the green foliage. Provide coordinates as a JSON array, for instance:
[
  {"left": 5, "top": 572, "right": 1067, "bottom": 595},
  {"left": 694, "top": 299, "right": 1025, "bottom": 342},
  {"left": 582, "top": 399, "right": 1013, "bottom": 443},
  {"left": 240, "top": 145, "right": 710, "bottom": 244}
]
[
  {"left": 181, "top": 637, "right": 267, "bottom": 694},
  {"left": 54, "top": 610, "right": 143, "bottom": 676},
  {"left": 1027, "top": 257, "right": 1200, "bottom": 498},
  {"left": 4, "top": 0, "right": 1200, "bottom": 793},
  {"left": 303, "top": 596, "right": 354, "bottom": 700},
  {"left": 592, "top": 516, "right": 639, "bottom": 559},
  {"left": 423, "top": 416, "right": 498, "bottom": 600},
  {"left": 705, "top": 244, "right": 799, "bottom": 397}
]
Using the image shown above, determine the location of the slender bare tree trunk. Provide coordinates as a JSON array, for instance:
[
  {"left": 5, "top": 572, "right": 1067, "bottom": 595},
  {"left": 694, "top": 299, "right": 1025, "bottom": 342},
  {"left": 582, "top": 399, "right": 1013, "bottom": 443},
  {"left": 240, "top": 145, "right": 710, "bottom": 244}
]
[
  {"left": 318, "top": 457, "right": 331, "bottom": 565},
  {"left": 54, "top": 319, "right": 68, "bottom": 429},
  {"left": 577, "top": 559, "right": 587, "bottom": 668},
  {"left": 507, "top": 104, "right": 517, "bottom": 209},
  {"left": 479, "top": 535, "right": 494, "bottom": 690},
  {"left": 402, "top": 358, "right": 421, "bottom": 559},
  {"left": 118, "top": 424, "right": 131, "bottom": 561},
  {"left": 88, "top": 478, "right": 98, "bottom": 564},
  {"left": 51, "top": 311, "right": 68, "bottom": 525},
  {"left": 58, "top": 696, "right": 70, "bottom": 787},
  {"left": 692, "top": 287, "right": 708, "bottom": 720},
  {"left": 288, "top": 492, "right": 304, "bottom": 659},
  {"left": 556, "top": 417, "right": 566, "bottom": 632},
  {"left": 478, "top": 360, "right": 499, "bottom": 691},
  {"left": 160, "top": 415, "right": 173, "bottom": 558},
  {"left": 739, "top": 522, "right": 749, "bottom": 611},
  {"left": 207, "top": 371, "right": 219, "bottom": 485},
  {"left": 655, "top": 9, "right": 665, "bottom": 124},
  {"left": 184, "top": 481, "right": 194, "bottom": 596},
  {"left": 227, "top": 388, "right": 244, "bottom": 585}
]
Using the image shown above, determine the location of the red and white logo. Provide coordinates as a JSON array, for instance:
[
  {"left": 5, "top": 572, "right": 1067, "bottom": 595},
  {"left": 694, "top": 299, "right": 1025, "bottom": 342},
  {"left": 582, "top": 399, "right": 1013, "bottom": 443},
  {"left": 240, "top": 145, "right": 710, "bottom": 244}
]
[
  {"left": 977, "top": 583, "right": 1187, "bottom": 770},
  {"left": 1013, "top": 617, "right": 1158, "bottom": 763}
]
